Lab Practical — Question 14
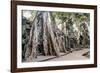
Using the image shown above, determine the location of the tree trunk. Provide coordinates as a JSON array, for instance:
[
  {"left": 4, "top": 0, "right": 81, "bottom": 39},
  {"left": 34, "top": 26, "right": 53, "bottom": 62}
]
[{"left": 24, "top": 11, "right": 68, "bottom": 62}]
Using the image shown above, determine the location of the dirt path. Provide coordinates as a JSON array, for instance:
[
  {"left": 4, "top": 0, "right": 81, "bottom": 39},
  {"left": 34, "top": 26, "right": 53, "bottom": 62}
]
[
  {"left": 30, "top": 49, "right": 89, "bottom": 62},
  {"left": 48, "top": 49, "right": 89, "bottom": 61}
]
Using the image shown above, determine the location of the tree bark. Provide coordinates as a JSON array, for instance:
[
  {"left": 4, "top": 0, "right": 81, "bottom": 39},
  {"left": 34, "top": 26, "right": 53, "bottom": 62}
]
[{"left": 24, "top": 11, "right": 69, "bottom": 62}]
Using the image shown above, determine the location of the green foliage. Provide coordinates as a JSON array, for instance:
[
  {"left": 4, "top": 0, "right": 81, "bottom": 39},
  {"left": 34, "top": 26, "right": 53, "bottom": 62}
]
[
  {"left": 52, "top": 12, "right": 72, "bottom": 23},
  {"left": 74, "top": 13, "right": 90, "bottom": 23}
]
